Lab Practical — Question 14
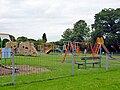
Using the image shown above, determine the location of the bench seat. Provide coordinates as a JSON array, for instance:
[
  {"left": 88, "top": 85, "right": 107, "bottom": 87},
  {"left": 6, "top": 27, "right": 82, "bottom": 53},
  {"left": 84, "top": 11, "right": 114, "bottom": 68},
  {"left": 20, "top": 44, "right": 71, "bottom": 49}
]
[{"left": 75, "top": 56, "right": 101, "bottom": 69}]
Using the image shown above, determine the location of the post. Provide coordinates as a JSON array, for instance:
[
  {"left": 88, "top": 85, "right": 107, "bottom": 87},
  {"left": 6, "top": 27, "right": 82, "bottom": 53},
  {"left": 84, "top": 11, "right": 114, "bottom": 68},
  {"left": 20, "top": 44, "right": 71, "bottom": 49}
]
[
  {"left": 106, "top": 53, "right": 110, "bottom": 72},
  {"left": 12, "top": 52, "right": 15, "bottom": 85},
  {"left": 100, "top": 44, "right": 102, "bottom": 56},
  {"left": 99, "top": 44, "right": 102, "bottom": 67},
  {"left": 71, "top": 43, "right": 74, "bottom": 76},
  {"left": 84, "top": 49, "right": 87, "bottom": 69}
]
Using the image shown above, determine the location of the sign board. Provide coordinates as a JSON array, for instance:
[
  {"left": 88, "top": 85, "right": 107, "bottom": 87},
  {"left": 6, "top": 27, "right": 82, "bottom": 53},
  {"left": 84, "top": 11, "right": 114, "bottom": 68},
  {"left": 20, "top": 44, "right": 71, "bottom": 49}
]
[{"left": 2, "top": 48, "right": 11, "bottom": 58}]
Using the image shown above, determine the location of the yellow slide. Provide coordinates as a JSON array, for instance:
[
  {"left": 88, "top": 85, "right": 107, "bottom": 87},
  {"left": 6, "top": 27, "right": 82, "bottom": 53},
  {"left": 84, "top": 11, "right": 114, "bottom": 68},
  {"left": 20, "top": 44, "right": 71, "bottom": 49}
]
[
  {"left": 94, "top": 37, "right": 110, "bottom": 54},
  {"left": 101, "top": 44, "right": 110, "bottom": 54}
]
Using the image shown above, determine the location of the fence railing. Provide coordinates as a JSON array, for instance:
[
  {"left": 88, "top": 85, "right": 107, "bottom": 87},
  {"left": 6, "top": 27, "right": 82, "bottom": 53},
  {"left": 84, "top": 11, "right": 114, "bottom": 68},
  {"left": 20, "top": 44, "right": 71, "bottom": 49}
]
[{"left": 0, "top": 48, "right": 74, "bottom": 86}]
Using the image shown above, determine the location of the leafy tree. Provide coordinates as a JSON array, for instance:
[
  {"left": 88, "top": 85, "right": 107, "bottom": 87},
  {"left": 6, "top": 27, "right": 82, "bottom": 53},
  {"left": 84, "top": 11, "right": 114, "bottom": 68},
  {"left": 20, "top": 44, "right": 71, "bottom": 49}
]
[
  {"left": 92, "top": 8, "right": 120, "bottom": 45},
  {"left": 42, "top": 33, "right": 47, "bottom": 43},
  {"left": 28, "top": 39, "right": 36, "bottom": 43},
  {"left": 61, "top": 20, "right": 90, "bottom": 42},
  {"left": 17, "top": 36, "right": 28, "bottom": 43},
  {"left": 73, "top": 20, "right": 90, "bottom": 42},
  {"left": 35, "top": 39, "right": 43, "bottom": 45},
  {"left": 9, "top": 35, "right": 16, "bottom": 41},
  {"left": 61, "top": 28, "right": 73, "bottom": 41}
]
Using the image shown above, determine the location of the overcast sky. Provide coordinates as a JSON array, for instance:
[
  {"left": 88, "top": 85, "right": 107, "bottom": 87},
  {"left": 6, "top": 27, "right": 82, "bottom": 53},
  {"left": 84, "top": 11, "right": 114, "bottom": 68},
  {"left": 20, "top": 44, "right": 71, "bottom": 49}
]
[{"left": 0, "top": 0, "right": 120, "bottom": 42}]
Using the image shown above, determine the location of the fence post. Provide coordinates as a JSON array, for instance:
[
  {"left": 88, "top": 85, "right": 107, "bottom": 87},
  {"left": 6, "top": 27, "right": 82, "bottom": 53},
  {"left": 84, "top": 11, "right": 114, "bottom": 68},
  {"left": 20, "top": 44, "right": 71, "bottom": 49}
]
[
  {"left": 71, "top": 42, "right": 74, "bottom": 76},
  {"left": 12, "top": 52, "right": 15, "bottom": 85},
  {"left": 72, "top": 52, "right": 74, "bottom": 76},
  {"left": 106, "top": 53, "right": 110, "bottom": 72}
]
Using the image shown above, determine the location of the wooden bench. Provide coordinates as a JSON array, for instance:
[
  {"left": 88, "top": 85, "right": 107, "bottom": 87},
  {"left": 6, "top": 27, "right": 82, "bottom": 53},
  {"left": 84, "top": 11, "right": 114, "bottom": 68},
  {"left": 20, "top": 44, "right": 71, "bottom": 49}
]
[{"left": 75, "top": 56, "right": 101, "bottom": 69}]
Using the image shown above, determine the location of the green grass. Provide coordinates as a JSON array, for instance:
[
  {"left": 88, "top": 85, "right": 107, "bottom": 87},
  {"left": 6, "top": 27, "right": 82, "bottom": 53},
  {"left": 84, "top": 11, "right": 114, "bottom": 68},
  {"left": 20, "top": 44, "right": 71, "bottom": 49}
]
[{"left": 0, "top": 54, "right": 120, "bottom": 90}]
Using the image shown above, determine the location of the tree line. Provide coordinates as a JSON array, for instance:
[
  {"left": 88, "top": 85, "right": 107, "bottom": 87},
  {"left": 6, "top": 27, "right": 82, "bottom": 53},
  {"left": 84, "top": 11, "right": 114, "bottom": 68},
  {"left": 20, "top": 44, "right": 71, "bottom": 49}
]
[
  {"left": 57, "top": 8, "right": 120, "bottom": 52},
  {"left": 0, "top": 33, "right": 47, "bottom": 48}
]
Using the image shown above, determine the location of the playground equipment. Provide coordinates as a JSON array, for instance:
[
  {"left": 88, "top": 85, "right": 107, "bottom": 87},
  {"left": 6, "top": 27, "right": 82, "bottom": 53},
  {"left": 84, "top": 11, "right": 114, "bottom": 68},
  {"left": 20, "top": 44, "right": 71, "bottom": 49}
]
[
  {"left": 62, "top": 37, "right": 110, "bottom": 63},
  {"left": 62, "top": 41, "right": 76, "bottom": 63},
  {"left": 6, "top": 41, "right": 38, "bottom": 56},
  {"left": 43, "top": 43, "right": 62, "bottom": 54},
  {"left": 45, "top": 47, "right": 62, "bottom": 54},
  {"left": 18, "top": 42, "right": 38, "bottom": 56},
  {"left": 93, "top": 37, "right": 110, "bottom": 54}
]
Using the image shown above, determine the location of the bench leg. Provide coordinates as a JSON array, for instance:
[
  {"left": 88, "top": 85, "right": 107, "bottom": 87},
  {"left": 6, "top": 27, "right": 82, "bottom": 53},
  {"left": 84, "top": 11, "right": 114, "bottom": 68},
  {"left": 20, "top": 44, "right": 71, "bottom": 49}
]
[
  {"left": 84, "top": 60, "right": 87, "bottom": 69},
  {"left": 78, "top": 64, "right": 80, "bottom": 69},
  {"left": 93, "top": 63, "right": 95, "bottom": 68},
  {"left": 99, "top": 62, "right": 101, "bottom": 67}
]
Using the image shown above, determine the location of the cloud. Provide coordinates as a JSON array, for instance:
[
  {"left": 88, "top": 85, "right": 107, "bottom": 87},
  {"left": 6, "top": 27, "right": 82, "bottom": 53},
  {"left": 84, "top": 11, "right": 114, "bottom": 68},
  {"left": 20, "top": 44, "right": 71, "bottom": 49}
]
[{"left": 0, "top": 0, "right": 120, "bottom": 41}]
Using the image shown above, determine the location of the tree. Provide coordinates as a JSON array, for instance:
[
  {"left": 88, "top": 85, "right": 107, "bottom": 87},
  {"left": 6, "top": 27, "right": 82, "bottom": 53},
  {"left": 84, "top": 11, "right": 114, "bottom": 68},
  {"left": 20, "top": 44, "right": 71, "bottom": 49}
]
[
  {"left": 92, "top": 8, "right": 120, "bottom": 45},
  {"left": 28, "top": 39, "right": 36, "bottom": 43},
  {"left": 9, "top": 35, "right": 16, "bottom": 41},
  {"left": 17, "top": 36, "right": 28, "bottom": 43},
  {"left": 42, "top": 33, "right": 47, "bottom": 43},
  {"left": 61, "top": 28, "right": 73, "bottom": 41},
  {"left": 73, "top": 20, "right": 90, "bottom": 42},
  {"left": 61, "top": 20, "right": 90, "bottom": 42}
]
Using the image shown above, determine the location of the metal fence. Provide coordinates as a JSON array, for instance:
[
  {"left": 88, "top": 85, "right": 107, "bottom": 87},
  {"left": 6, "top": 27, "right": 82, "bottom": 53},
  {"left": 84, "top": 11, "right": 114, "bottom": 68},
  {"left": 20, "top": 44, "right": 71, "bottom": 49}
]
[
  {"left": 0, "top": 47, "right": 120, "bottom": 86},
  {"left": 105, "top": 54, "right": 120, "bottom": 72},
  {"left": 0, "top": 47, "right": 74, "bottom": 86}
]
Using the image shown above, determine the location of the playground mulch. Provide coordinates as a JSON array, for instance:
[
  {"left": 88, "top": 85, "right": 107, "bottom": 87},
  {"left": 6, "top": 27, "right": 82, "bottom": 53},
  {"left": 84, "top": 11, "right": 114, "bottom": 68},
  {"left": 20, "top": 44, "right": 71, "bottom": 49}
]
[
  {"left": 16, "top": 65, "right": 50, "bottom": 74},
  {"left": 110, "top": 58, "right": 120, "bottom": 60},
  {"left": 0, "top": 67, "right": 12, "bottom": 76},
  {"left": 0, "top": 65, "right": 49, "bottom": 76}
]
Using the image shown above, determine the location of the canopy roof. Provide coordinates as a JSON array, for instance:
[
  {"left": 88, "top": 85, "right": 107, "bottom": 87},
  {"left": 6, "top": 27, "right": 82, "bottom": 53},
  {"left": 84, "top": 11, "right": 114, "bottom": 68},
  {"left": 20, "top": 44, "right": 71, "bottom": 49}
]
[{"left": 0, "top": 33, "right": 11, "bottom": 41}]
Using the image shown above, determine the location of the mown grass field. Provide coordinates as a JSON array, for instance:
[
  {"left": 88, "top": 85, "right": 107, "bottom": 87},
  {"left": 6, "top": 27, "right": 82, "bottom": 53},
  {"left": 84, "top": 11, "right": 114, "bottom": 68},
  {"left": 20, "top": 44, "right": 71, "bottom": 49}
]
[{"left": 0, "top": 54, "right": 120, "bottom": 90}]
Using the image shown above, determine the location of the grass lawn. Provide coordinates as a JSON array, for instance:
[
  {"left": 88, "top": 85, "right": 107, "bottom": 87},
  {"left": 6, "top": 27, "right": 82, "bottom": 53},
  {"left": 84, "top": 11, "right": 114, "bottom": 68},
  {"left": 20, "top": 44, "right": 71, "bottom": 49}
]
[{"left": 0, "top": 54, "right": 120, "bottom": 90}]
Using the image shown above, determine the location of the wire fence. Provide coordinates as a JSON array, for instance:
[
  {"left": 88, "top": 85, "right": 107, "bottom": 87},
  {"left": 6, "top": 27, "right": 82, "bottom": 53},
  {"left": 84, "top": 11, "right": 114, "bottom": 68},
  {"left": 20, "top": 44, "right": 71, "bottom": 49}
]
[
  {"left": 0, "top": 46, "right": 120, "bottom": 86},
  {"left": 0, "top": 46, "right": 74, "bottom": 86}
]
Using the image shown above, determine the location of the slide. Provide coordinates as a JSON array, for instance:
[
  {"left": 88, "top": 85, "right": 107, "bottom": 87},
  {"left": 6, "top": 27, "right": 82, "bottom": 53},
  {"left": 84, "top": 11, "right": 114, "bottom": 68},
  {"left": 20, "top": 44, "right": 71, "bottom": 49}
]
[
  {"left": 101, "top": 44, "right": 110, "bottom": 54},
  {"left": 45, "top": 48, "right": 52, "bottom": 54},
  {"left": 46, "top": 49, "right": 62, "bottom": 54}
]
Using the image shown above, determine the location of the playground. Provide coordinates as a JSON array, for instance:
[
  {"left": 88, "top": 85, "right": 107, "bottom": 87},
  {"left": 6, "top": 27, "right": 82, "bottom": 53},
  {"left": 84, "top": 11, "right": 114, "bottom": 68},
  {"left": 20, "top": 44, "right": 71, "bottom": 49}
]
[{"left": 0, "top": 33, "right": 120, "bottom": 90}]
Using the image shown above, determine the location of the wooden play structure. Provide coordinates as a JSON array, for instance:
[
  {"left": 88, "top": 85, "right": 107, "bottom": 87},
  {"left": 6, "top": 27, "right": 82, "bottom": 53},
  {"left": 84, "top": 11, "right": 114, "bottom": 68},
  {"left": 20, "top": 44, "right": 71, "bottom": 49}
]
[
  {"left": 6, "top": 41, "right": 38, "bottom": 56},
  {"left": 18, "top": 42, "right": 38, "bottom": 56}
]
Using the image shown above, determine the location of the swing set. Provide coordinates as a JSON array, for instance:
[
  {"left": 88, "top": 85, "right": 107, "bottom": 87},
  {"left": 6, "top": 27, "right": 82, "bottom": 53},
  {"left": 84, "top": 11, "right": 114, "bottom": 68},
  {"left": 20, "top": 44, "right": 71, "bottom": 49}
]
[{"left": 62, "top": 37, "right": 110, "bottom": 63}]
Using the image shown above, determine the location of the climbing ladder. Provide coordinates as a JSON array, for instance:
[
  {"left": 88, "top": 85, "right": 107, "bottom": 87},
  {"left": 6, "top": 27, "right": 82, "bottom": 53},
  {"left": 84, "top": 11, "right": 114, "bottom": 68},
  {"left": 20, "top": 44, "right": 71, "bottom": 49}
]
[{"left": 94, "top": 43, "right": 101, "bottom": 54}]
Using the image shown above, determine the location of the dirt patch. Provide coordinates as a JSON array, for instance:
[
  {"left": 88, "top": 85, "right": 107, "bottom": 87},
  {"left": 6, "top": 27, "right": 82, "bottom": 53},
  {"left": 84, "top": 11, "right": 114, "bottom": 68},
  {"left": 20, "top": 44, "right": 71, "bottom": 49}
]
[
  {"left": 16, "top": 65, "right": 49, "bottom": 74},
  {"left": 0, "top": 65, "right": 49, "bottom": 76},
  {"left": 0, "top": 67, "right": 12, "bottom": 75},
  {"left": 110, "top": 58, "right": 120, "bottom": 60}
]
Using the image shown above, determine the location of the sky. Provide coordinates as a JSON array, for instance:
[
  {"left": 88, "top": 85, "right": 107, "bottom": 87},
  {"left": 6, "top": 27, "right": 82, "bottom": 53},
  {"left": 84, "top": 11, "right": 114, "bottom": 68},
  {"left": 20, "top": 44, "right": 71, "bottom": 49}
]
[{"left": 0, "top": 0, "right": 120, "bottom": 42}]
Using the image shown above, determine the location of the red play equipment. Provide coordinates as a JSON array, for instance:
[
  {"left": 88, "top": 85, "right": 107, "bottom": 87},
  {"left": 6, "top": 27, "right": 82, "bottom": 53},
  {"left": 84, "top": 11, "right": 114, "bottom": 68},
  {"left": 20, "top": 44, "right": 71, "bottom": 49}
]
[
  {"left": 62, "top": 42, "right": 76, "bottom": 63},
  {"left": 62, "top": 37, "right": 110, "bottom": 63}
]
